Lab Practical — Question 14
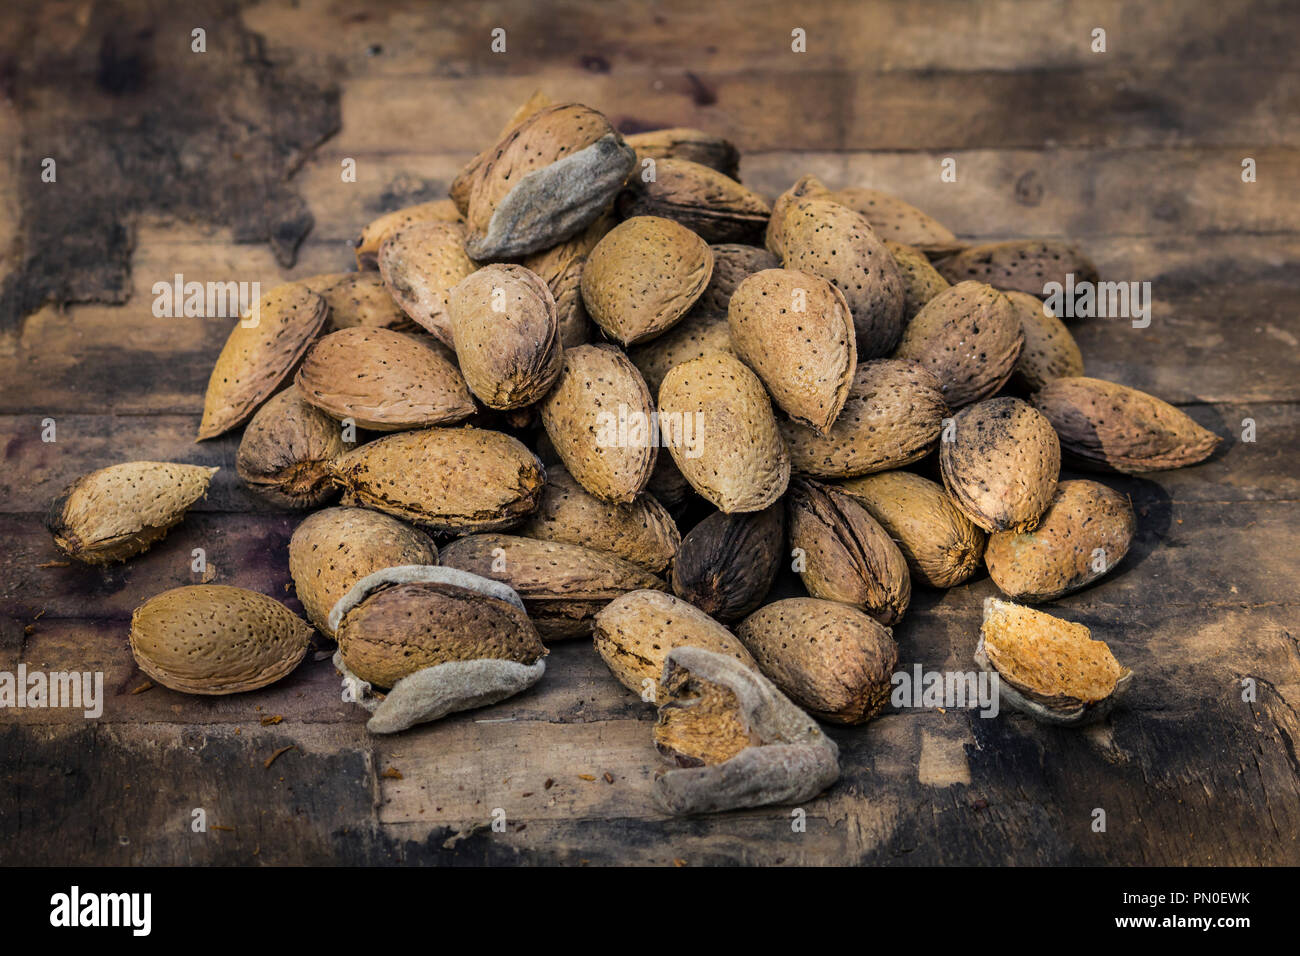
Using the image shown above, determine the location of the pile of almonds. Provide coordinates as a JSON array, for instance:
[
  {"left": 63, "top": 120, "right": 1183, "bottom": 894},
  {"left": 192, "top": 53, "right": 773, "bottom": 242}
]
[{"left": 46, "top": 95, "right": 1221, "bottom": 815}]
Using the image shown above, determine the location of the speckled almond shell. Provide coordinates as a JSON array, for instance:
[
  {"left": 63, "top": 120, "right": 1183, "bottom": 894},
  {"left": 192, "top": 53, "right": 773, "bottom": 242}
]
[
  {"left": 128, "top": 585, "right": 312, "bottom": 695},
  {"left": 521, "top": 209, "right": 614, "bottom": 349},
  {"left": 1032, "top": 376, "right": 1221, "bottom": 473},
  {"left": 618, "top": 158, "right": 770, "bottom": 243},
  {"left": 198, "top": 283, "right": 328, "bottom": 440},
  {"left": 331, "top": 426, "right": 546, "bottom": 533},
  {"left": 658, "top": 353, "right": 791, "bottom": 513},
  {"left": 47, "top": 461, "right": 218, "bottom": 565},
  {"left": 894, "top": 280, "right": 1024, "bottom": 407},
  {"left": 765, "top": 175, "right": 830, "bottom": 259},
  {"left": 580, "top": 216, "right": 713, "bottom": 346},
  {"left": 354, "top": 199, "right": 462, "bottom": 270},
  {"left": 827, "top": 188, "right": 962, "bottom": 256},
  {"left": 539, "top": 344, "right": 658, "bottom": 504},
  {"left": 295, "top": 327, "right": 476, "bottom": 431},
  {"left": 934, "top": 240, "right": 1099, "bottom": 298},
  {"left": 235, "top": 386, "right": 345, "bottom": 509},
  {"left": 776, "top": 198, "right": 907, "bottom": 358},
  {"left": 517, "top": 464, "right": 680, "bottom": 573},
  {"left": 737, "top": 598, "right": 898, "bottom": 725},
  {"left": 449, "top": 90, "right": 554, "bottom": 215},
  {"left": 780, "top": 359, "right": 947, "bottom": 478},
  {"left": 448, "top": 264, "right": 563, "bottom": 410},
  {"left": 986, "top": 480, "right": 1135, "bottom": 602},
  {"left": 300, "top": 272, "right": 419, "bottom": 333},
  {"left": 884, "top": 240, "right": 951, "bottom": 321},
  {"left": 627, "top": 312, "right": 736, "bottom": 398},
  {"left": 690, "top": 244, "right": 781, "bottom": 317},
  {"left": 786, "top": 478, "right": 911, "bottom": 626},
  {"left": 592, "top": 589, "right": 757, "bottom": 695},
  {"left": 624, "top": 128, "right": 741, "bottom": 179},
  {"left": 440, "top": 533, "right": 668, "bottom": 640},
  {"left": 728, "top": 268, "right": 856, "bottom": 434},
  {"left": 838, "top": 471, "right": 985, "bottom": 589},
  {"left": 288, "top": 507, "right": 438, "bottom": 635},
  {"left": 940, "top": 397, "right": 1061, "bottom": 533},
  {"left": 670, "top": 504, "right": 784, "bottom": 622},
  {"left": 1006, "top": 291, "right": 1084, "bottom": 389},
  {"left": 377, "top": 220, "right": 478, "bottom": 346}
]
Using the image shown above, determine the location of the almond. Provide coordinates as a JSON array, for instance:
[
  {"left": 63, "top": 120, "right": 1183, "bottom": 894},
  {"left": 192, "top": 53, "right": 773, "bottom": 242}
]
[
  {"left": 627, "top": 311, "right": 735, "bottom": 398},
  {"left": 624, "top": 128, "right": 741, "bottom": 179},
  {"left": 354, "top": 199, "right": 462, "bottom": 270},
  {"left": 884, "top": 239, "right": 951, "bottom": 321},
  {"left": 521, "top": 209, "right": 614, "bottom": 349},
  {"left": 377, "top": 220, "right": 477, "bottom": 346},
  {"left": 1007, "top": 291, "right": 1083, "bottom": 389},
  {"left": 690, "top": 243, "right": 781, "bottom": 316},
  {"left": 765, "top": 175, "right": 830, "bottom": 258},
  {"left": 826, "top": 187, "right": 962, "bottom": 256},
  {"left": 935, "top": 240, "right": 1099, "bottom": 297},
  {"left": 236, "top": 386, "right": 345, "bottom": 508},
  {"left": 670, "top": 504, "right": 784, "bottom": 622},
  {"left": 449, "top": 90, "right": 554, "bottom": 216},
  {"left": 618, "top": 157, "right": 770, "bottom": 243},
  {"left": 301, "top": 272, "right": 418, "bottom": 333}
]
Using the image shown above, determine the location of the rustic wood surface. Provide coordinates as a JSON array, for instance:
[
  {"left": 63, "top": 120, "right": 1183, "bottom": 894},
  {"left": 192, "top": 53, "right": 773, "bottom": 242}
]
[{"left": 1, "top": 0, "right": 1297, "bottom": 865}]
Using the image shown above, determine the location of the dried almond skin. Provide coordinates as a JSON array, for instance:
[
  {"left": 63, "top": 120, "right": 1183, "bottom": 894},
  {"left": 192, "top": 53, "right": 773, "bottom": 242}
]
[
  {"left": 539, "top": 344, "right": 657, "bottom": 504},
  {"left": 617, "top": 157, "right": 770, "bottom": 243},
  {"left": 728, "top": 269, "right": 856, "bottom": 434},
  {"left": 624, "top": 128, "right": 741, "bottom": 179},
  {"left": 894, "top": 280, "right": 1024, "bottom": 408},
  {"left": 47, "top": 462, "right": 218, "bottom": 565},
  {"left": 198, "top": 283, "right": 328, "bottom": 440},
  {"left": 521, "top": 209, "right": 615, "bottom": 349},
  {"left": 288, "top": 506, "right": 438, "bottom": 636},
  {"left": 985, "top": 480, "right": 1135, "bottom": 602},
  {"left": 838, "top": 471, "right": 985, "bottom": 589},
  {"left": 440, "top": 533, "right": 668, "bottom": 640},
  {"left": 300, "top": 272, "right": 419, "bottom": 333},
  {"left": 690, "top": 243, "right": 781, "bottom": 317},
  {"left": 628, "top": 311, "right": 735, "bottom": 398},
  {"left": 129, "top": 585, "right": 312, "bottom": 695},
  {"left": 1006, "top": 291, "right": 1083, "bottom": 390},
  {"left": 976, "top": 597, "right": 1132, "bottom": 726},
  {"left": 670, "top": 504, "right": 784, "bottom": 622},
  {"left": 236, "top": 386, "right": 345, "bottom": 509},
  {"left": 378, "top": 220, "right": 478, "bottom": 346},
  {"left": 450, "top": 90, "right": 554, "bottom": 215},
  {"left": 449, "top": 264, "right": 563, "bottom": 410},
  {"left": 593, "top": 590, "right": 757, "bottom": 696},
  {"left": 1032, "top": 376, "right": 1220, "bottom": 473},
  {"left": 581, "top": 216, "right": 713, "bottom": 346},
  {"left": 295, "top": 327, "right": 476, "bottom": 431},
  {"left": 765, "top": 175, "right": 830, "bottom": 259},
  {"left": 331, "top": 426, "right": 546, "bottom": 533},
  {"left": 934, "top": 240, "right": 1099, "bottom": 298},
  {"left": 652, "top": 646, "right": 840, "bottom": 815},
  {"left": 777, "top": 198, "right": 907, "bottom": 358},
  {"left": 658, "top": 353, "right": 791, "bottom": 513},
  {"left": 940, "top": 397, "right": 1060, "bottom": 533},
  {"left": 517, "top": 464, "right": 681, "bottom": 573},
  {"left": 827, "top": 188, "right": 962, "bottom": 256},
  {"left": 737, "top": 598, "right": 898, "bottom": 725},
  {"left": 884, "top": 239, "right": 951, "bottom": 321},
  {"left": 786, "top": 478, "right": 911, "bottom": 626},
  {"left": 354, "top": 199, "right": 462, "bottom": 270},
  {"left": 780, "top": 359, "right": 947, "bottom": 478}
]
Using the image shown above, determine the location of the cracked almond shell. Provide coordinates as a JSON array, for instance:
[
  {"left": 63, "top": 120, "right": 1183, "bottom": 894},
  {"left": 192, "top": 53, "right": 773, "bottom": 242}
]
[
  {"left": 331, "top": 426, "right": 546, "bottom": 533},
  {"left": 378, "top": 220, "right": 477, "bottom": 346},
  {"left": 780, "top": 359, "right": 947, "bottom": 478},
  {"left": 236, "top": 386, "right": 345, "bottom": 509},
  {"left": 737, "top": 598, "right": 899, "bottom": 724},
  {"left": 1032, "top": 376, "right": 1220, "bottom": 473},
  {"left": 618, "top": 157, "right": 770, "bottom": 244},
  {"left": 728, "top": 268, "right": 856, "bottom": 434},
  {"left": 827, "top": 188, "right": 962, "bottom": 256},
  {"left": 885, "top": 240, "right": 951, "bottom": 321},
  {"left": 129, "top": 585, "right": 312, "bottom": 695},
  {"left": 581, "top": 215, "right": 713, "bottom": 346},
  {"left": 940, "top": 397, "right": 1060, "bottom": 533},
  {"left": 670, "top": 504, "right": 784, "bottom": 622},
  {"left": 658, "top": 352, "right": 791, "bottom": 513},
  {"left": 47, "top": 461, "right": 217, "bottom": 565},
  {"left": 624, "top": 128, "right": 741, "bottom": 179},
  {"left": 1007, "top": 291, "right": 1083, "bottom": 389},
  {"left": 354, "top": 199, "right": 462, "bottom": 270},
  {"left": 197, "top": 283, "right": 328, "bottom": 440},
  {"left": 935, "top": 240, "right": 1099, "bottom": 298}
]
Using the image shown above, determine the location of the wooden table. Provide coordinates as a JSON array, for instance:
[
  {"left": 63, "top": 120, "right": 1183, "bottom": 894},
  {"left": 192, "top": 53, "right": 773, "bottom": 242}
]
[{"left": 1, "top": 0, "right": 1297, "bottom": 865}]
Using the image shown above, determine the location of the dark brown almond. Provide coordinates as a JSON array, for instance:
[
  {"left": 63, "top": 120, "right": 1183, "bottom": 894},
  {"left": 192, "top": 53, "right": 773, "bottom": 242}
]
[
  {"left": 236, "top": 386, "right": 346, "bottom": 508},
  {"left": 618, "top": 157, "right": 770, "bottom": 243},
  {"left": 670, "top": 504, "right": 784, "bottom": 622},
  {"left": 934, "top": 240, "right": 1099, "bottom": 297},
  {"left": 624, "top": 128, "right": 741, "bottom": 179},
  {"left": 377, "top": 220, "right": 477, "bottom": 346}
]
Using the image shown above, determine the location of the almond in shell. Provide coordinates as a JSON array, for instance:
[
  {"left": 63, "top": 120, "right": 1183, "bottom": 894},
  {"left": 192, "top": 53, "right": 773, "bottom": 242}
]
[
  {"left": 301, "top": 272, "right": 418, "bottom": 333},
  {"left": 884, "top": 240, "right": 951, "bottom": 321},
  {"left": 449, "top": 90, "right": 554, "bottom": 216},
  {"left": 624, "top": 128, "right": 741, "bottom": 179},
  {"left": 520, "top": 209, "right": 614, "bottom": 348},
  {"left": 670, "top": 504, "right": 784, "bottom": 622},
  {"left": 690, "top": 243, "right": 781, "bottom": 316},
  {"left": 627, "top": 311, "right": 735, "bottom": 398},
  {"left": 617, "top": 157, "right": 770, "bottom": 244},
  {"left": 765, "top": 175, "right": 830, "bottom": 259},
  {"left": 1006, "top": 291, "right": 1083, "bottom": 389},
  {"left": 826, "top": 187, "right": 962, "bottom": 256},
  {"left": 378, "top": 220, "right": 477, "bottom": 346},
  {"left": 935, "top": 240, "right": 1099, "bottom": 298},
  {"left": 354, "top": 199, "right": 462, "bottom": 270},
  {"left": 236, "top": 386, "right": 345, "bottom": 508}
]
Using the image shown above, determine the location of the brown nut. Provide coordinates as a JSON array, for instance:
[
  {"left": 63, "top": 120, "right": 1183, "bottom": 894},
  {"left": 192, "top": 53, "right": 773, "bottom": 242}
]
[
  {"left": 690, "top": 243, "right": 781, "bottom": 317},
  {"left": 934, "top": 240, "right": 1099, "bottom": 298},
  {"left": 884, "top": 239, "right": 951, "bottom": 321},
  {"left": 623, "top": 128, "right": 741, "bottom": 179},
  {"left": 627, "top": 311, "right": 736, "bottom": 398},
  {"left": 1007, "top": 291, "right": 1084, "bottom": 389},
  {"left": 520, "top": 209, "right": 615, "bottom": 349},
  {"left": 826, "top": 187, "right": 962, "bottom": 256},
  {"left": 617, "top": 158, "right": 770, "bottom": 243},
  {"left": 449, "top": 91, "right": 555, "bottom": 216},
  {"left": 670, "top": 503, "right": 785, "bottom": 622},
  {"left": 354, "top": 199, "right": 462, "bottom": 270},
  {"left": 236, "top": 386, "right": 345, "bottom": 508},
  {"left": 299, "top": 271, "right": 420, "bottom": 333},
  {"left": 377, "top": 220, "right": 478, "bottom": 346},
  {"left": 765, "top": 175, "right": 830, "bottom": 259}
]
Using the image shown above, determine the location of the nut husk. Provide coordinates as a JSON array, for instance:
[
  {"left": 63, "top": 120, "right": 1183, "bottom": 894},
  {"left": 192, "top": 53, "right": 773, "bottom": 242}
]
[
  {"left": 618, "top": 157, "right": 770, "bottom": 243},
  {"left": 377, "top": 220, "right": 478, "bottom": 346},
  {"left": 624, "top": 128, "right": 741, "bottom": 179},
  {"left": 935, "top": 240, "right": 1099, "bottom": 298},
  {"left": 354, "top": 199, "right": 462, "bottom": 270},
  {"left": 1007, "top": 291, "right": 1084, "bottom": 389},
  {"left": 736, "top": 598, "right": 899, "bottom": 724},
  {"left": 826, "top": 187, "right": 962, "bottom": 256},
  {"left": 236, "top": 386, "right": 345, "bottom": 508},
  {"left": 670, "top": 503, "right": 784, "bottom": 622}
]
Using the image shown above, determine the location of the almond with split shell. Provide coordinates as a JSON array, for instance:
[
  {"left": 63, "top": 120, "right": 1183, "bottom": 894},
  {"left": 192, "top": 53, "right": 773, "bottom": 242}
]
[
  {"left": 581, "top": 216, "right": 713, "bottom": 346},
  {"left": 787, "top": 478, "right": 911, "bottom": 626},
  {"left": 671, "top": 504, "right": 784, "bottom": 622},
  {"left": 354, "top": 199, "right": 462, "bottom": 270},
  {"left": 736, "top": 598, "right": 899, "bottom": 725},
  {"left": 330, "top": 565, "right": 546, "bottom": 733},
  {"left": 780, "top": 359, "right": 946, "bottom": 478},
  {"left": 1032, "top": 376, "right": 1220, "bottom": 473},
  {"left": 1007, "top": 291, "right": 1083, "bottom": 389},
  {"left": 658, "top": 353, "right": 791, "bottom": 513},
  {"left": 885, "top": 240, "right": 951, "bottom": 321},
  {"left": 618, "top": 158, "right": 770, "bottom": 243},
  {"left": 985, "top": 479, "right": 1135, "bottom": 602},
  {"left": 624, "top": 128, "right": 740, "bottom": 179},
  {"left": 521, "top": 209, "right": 614, "bottom": 348},
  {"left": 288, "top": 506, "right": 438, "bottom": 636},
  {"left": 838, "top": 471, "right": 985, "bottom": 589},
  {"left": 331, "top": 426, "right": 546, "bottom": 533},
  {"left": 827, "top": 188, "right": 962, "bottom": 256},
  {"left": 449, "top": 90, "right": 554, "bottom": 215},
  {"left": 652, "top": 646, "right": 840, "bottom": 815},
  {"left": 47, "top": 462, "right": 218, "bottom": 565},
  {"left": 301, "top": 272, "right": 418, "bottom": 333},
  {"left": 378, "top": 220, "right": 477, "bottom": 346},
  {"left": 976, "top": 597, "right": 1132, "bottom": 726},
  {"left": 940, "top": 397, "right": 1060, "bottom": 533},
  {"left": 198, "top": 283, "right": 327, "bottom": 440},
  {"left": 628, "top": 311, "right": 735, "bottom": 398},
  {"left": 236, "top": 386, "right": 345, "bottom": 509},
  {"left": 440, "top": 533, "right": 668, "bottom": 640},
  {"left": 129, "top": 585, "right": 312, "bottom": 695},
  {"left": 935, "top": 240, "right": 1099, "bottom": 298},
  {"left": 593, "top": 589, "right": 757, "bottom": 696}
]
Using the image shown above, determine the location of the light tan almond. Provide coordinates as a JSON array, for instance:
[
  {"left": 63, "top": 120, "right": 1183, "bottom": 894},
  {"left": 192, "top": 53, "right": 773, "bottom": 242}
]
[{"left": 378, "top": 220, "right": 477, "bottom": 346}]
